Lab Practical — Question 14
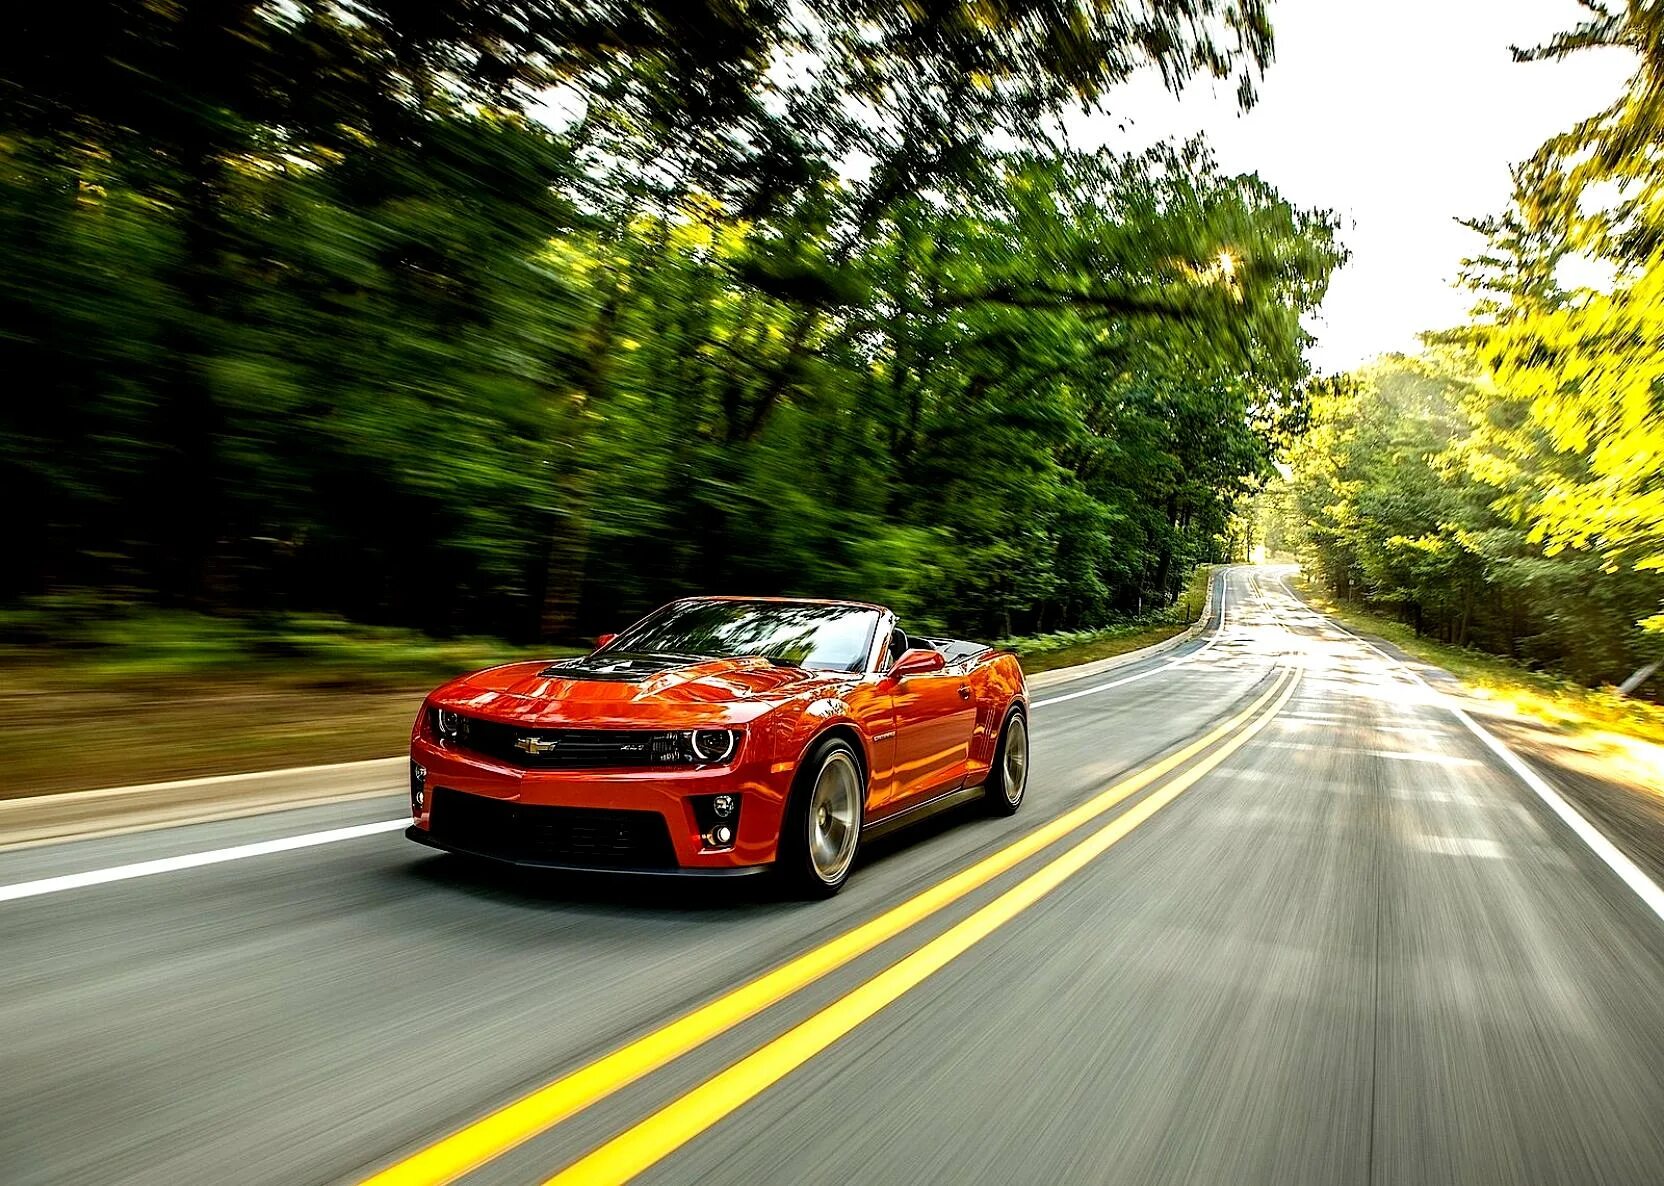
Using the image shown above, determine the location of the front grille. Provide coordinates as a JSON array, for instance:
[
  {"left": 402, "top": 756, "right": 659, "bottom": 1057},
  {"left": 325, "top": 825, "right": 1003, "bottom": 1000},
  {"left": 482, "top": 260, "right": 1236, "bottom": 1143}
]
[
  {"left": 455, "top": 718, "right": 674, "bottom": 769},
  {"left": 427, "top": 788, "right": 678, "bottom": 868}
]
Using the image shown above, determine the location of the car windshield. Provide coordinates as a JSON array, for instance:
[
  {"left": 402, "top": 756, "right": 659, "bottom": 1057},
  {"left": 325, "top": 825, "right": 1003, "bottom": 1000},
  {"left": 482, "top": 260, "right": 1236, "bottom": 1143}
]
[{"left": 603, "top": 601, "right": 880, "bottom": 673}]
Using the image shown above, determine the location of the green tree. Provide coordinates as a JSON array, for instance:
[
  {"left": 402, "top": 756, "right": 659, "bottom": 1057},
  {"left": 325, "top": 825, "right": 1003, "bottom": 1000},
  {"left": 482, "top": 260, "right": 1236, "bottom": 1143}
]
[{"left": 2, "top": 1, "right": 1342, "bottom": 647}]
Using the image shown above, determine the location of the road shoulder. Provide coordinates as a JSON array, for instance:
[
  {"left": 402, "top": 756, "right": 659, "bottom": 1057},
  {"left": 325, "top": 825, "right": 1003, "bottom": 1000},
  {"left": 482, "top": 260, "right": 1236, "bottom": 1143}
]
[{"left": 1287, "top": 578, "right": 1664, "bottom": 891}]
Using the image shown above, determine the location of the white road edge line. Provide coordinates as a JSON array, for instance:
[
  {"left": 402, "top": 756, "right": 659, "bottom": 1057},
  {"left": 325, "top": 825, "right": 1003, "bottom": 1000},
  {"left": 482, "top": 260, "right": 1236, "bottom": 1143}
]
[
  {"left": 1033, "top": 570, "right": 1233, "bottom": 708},
  {"left": 1280, "top": 573, "right": 1664, "bottom": 927},
  {"left": 1, "top": 573, "right": 1239, "bottom": 904},
  {"left": 0, "top": 819, "right": 409, "bottom": 904}
]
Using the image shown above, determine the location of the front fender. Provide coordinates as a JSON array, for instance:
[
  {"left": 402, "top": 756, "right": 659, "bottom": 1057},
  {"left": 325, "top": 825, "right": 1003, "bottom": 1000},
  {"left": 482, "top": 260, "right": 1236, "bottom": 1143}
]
[{"left": 787, "top": 697, "right": 873, "bottom": 781}]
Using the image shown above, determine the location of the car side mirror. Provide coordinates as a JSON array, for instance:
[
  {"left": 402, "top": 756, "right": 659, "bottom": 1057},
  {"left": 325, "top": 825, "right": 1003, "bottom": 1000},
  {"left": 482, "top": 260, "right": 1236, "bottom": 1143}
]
[
  {"left": 594, "top": 633, "right": 617, "bottom": 650},
  {"left": 888, "top": 647, "right": 946, "bottom": 680}
]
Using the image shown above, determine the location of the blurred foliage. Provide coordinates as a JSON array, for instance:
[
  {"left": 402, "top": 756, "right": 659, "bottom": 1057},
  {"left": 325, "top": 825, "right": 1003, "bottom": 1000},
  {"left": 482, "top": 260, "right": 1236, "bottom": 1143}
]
[
  {"left": 1285, "top": 353, "right": 1663, "bottom": 689},
  {"left": 1, "top": 1, "right": 1339, "bottom": 644},
  {"left": 997, "top": 562, "right": 1212, "bottom": 673},
  {"left": 1283, "top": 2, "right": 1664, "bottom": 694}
]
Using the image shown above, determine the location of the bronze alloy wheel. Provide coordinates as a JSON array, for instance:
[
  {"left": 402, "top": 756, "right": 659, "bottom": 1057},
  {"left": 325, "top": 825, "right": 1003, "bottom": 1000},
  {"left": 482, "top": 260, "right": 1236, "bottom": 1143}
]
[
  {"left": 781, "top": 736, "right": 866, "bottom": 897},
  {"left": 985, "top": 710, "right": 1029, "bottom": 817}
]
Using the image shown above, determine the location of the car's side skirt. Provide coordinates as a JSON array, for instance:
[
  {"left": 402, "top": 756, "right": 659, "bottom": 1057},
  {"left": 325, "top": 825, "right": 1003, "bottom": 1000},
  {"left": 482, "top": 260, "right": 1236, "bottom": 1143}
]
[{"left": 862, "top": 782, "right": 987, "bottom": 842}]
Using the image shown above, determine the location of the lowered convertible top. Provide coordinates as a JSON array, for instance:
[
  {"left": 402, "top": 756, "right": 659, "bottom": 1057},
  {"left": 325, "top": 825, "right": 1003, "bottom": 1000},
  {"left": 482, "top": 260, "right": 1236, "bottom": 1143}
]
[{"left": 917, "top": 636, "right": 995, "bottom": 666}]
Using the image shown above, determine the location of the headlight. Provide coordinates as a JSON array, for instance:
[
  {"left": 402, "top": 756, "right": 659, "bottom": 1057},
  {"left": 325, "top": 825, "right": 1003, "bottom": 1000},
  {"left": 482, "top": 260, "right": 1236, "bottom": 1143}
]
[
  {"left": 647, "top": 729, "right": 741, "bottom": 765},
  {"left": 690, "top": 729, "right": 739, "bottom": 763},
  {"left": 434, "top": 708, "right": 467, "bottom": 740}
]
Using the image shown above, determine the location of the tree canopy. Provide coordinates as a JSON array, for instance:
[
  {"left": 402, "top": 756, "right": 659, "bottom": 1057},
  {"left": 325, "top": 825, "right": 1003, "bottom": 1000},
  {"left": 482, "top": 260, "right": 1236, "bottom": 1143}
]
[{"left": 2, "top": 1, "right": 1338, "bottom": 642}]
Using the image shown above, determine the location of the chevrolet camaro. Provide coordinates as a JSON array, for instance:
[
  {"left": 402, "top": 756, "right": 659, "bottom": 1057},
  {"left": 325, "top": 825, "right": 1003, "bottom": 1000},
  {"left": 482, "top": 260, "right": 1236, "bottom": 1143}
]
[{"left": 406, "top": 596, "right": 1030, "bottom": 895}]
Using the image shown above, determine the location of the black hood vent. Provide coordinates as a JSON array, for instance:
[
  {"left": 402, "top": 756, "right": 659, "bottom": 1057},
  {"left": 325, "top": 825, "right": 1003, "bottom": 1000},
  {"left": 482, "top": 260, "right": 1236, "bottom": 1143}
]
[{"left": 537, "top": 653, "right": 692, "bottom": 682}]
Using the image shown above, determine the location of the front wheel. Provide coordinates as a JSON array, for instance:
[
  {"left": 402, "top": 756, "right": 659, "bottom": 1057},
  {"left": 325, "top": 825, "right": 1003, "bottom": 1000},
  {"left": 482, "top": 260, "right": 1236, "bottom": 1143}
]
[
  {"left": 778, "top": 736, "right": 865, "bottom": 898},
  {"left": 984, "top": 709, "right": 1029, "bottom": 816}
]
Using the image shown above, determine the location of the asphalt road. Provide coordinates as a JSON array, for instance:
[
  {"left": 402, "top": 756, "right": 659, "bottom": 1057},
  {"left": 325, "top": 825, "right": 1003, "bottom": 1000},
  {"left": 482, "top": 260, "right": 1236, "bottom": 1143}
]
[{"left": 5, "top": 567, "right": 1664, "bottom": 1185}]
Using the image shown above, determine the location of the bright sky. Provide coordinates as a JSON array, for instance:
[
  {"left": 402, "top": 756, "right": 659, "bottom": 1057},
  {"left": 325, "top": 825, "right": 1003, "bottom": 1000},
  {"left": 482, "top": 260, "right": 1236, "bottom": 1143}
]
[{"left": 1067, "top": 0, "right": 1634, "bottom": 373}]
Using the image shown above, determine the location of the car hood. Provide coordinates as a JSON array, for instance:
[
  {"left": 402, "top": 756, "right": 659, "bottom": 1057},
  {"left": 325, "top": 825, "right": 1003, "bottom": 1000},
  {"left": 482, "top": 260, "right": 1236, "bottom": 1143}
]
[{"left": 429, "top": 655, "right": 843, "bottom": 728}]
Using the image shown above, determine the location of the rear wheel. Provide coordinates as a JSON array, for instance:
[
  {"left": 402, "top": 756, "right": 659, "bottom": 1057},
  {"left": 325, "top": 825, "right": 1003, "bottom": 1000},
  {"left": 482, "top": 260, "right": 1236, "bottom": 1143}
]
[
  {"left": 984, "top": 709, "right": 1029, "bottom": 816},
  {"left": 779, "top": 736, "right": 864, "bottom": 898}
]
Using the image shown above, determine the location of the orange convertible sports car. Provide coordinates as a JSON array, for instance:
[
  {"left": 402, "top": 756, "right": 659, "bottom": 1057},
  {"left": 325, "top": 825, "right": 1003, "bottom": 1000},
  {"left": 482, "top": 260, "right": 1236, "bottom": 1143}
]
[{"left": 407, "top": 597, "right": 1029, "bottom": 895}]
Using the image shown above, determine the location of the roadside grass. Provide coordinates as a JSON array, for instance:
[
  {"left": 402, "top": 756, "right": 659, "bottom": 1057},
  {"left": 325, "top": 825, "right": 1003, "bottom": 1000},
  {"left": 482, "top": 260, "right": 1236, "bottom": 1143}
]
[
  {"left": 1004, "top": 565, "right": 1213, "bottom": 676},
  {"left": 0, "top": 604, "right": 582, "bottom": 798},
  {"left": 1293, "top": 578, "right": 1664, "bottom": 749},
  {"left": 0, "top": 599, "right": 574, "bottom": 688}
]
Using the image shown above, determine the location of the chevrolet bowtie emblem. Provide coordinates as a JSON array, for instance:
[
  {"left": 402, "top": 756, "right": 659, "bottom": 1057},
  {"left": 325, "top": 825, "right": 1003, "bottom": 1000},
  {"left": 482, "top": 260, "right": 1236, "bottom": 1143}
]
[{"left": 515, "top": 735, "right": 559, "bottom": 755}]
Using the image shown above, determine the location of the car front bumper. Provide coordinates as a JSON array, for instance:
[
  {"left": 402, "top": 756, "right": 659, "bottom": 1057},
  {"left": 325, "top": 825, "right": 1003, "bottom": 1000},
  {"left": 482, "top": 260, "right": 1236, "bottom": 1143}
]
[{"left": 406, "top": 736, "right": 789, "bottom": 871}]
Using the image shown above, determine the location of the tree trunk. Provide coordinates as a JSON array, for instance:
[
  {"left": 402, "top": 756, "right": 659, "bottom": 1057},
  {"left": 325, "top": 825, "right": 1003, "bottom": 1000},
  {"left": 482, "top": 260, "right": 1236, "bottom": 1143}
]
[
  {"left": 539, "top": 489, "right": 589, "bottom": 643},
  {"left": 1456, "top": 585, "right": 1475, "bottom": 648},
  {"left": 737, "top": 306, "right": 821, "bottom": 441}
]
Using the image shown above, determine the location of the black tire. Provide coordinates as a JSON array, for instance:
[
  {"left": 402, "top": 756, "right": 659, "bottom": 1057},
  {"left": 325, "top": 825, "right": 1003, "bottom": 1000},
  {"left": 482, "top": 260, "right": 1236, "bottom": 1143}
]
[
  {"left": 984, "top": 708, "right": 1029, "bottom": 816},
  {"left": 777, "top": 735, "right": 865, "bottom": 898}
]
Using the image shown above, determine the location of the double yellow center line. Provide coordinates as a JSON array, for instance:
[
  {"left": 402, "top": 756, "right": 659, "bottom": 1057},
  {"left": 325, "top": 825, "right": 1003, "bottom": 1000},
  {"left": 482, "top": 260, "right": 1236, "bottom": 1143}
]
[{"left": 365, "top": 666, "right": 1299, "bottom": 1186}]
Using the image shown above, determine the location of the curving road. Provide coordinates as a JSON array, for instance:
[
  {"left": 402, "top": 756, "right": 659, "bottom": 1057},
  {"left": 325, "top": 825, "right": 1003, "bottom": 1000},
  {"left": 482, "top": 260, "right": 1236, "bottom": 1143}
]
[{"left": 4, "top": 567, "right": 1664, "bottom": 1185}]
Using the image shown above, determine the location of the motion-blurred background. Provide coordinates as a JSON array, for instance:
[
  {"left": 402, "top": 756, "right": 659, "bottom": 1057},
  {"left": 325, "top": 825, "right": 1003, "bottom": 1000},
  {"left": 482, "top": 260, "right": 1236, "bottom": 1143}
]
[
  {"left": 1, "top": 1, "right": 1330, "bottom": 641},
  {"left": 2, "top": 1, "right": 1660, "bottom": 796}
]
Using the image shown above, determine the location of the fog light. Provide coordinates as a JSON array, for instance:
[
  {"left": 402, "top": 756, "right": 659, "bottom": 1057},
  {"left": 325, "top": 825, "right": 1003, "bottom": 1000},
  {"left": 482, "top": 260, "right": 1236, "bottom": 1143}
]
[
  {"left": 410, "top": 760, "right": 427, "bottom": 813},
  {"left": 692, "top": 792, "right": 741, "bottom": 849}
]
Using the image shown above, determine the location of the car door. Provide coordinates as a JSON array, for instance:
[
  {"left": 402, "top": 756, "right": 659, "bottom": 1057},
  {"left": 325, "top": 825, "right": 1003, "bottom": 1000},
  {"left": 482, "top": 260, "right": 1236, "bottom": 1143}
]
[{"left": 886, "top": 658, "right": 976, "bottom": 808}]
